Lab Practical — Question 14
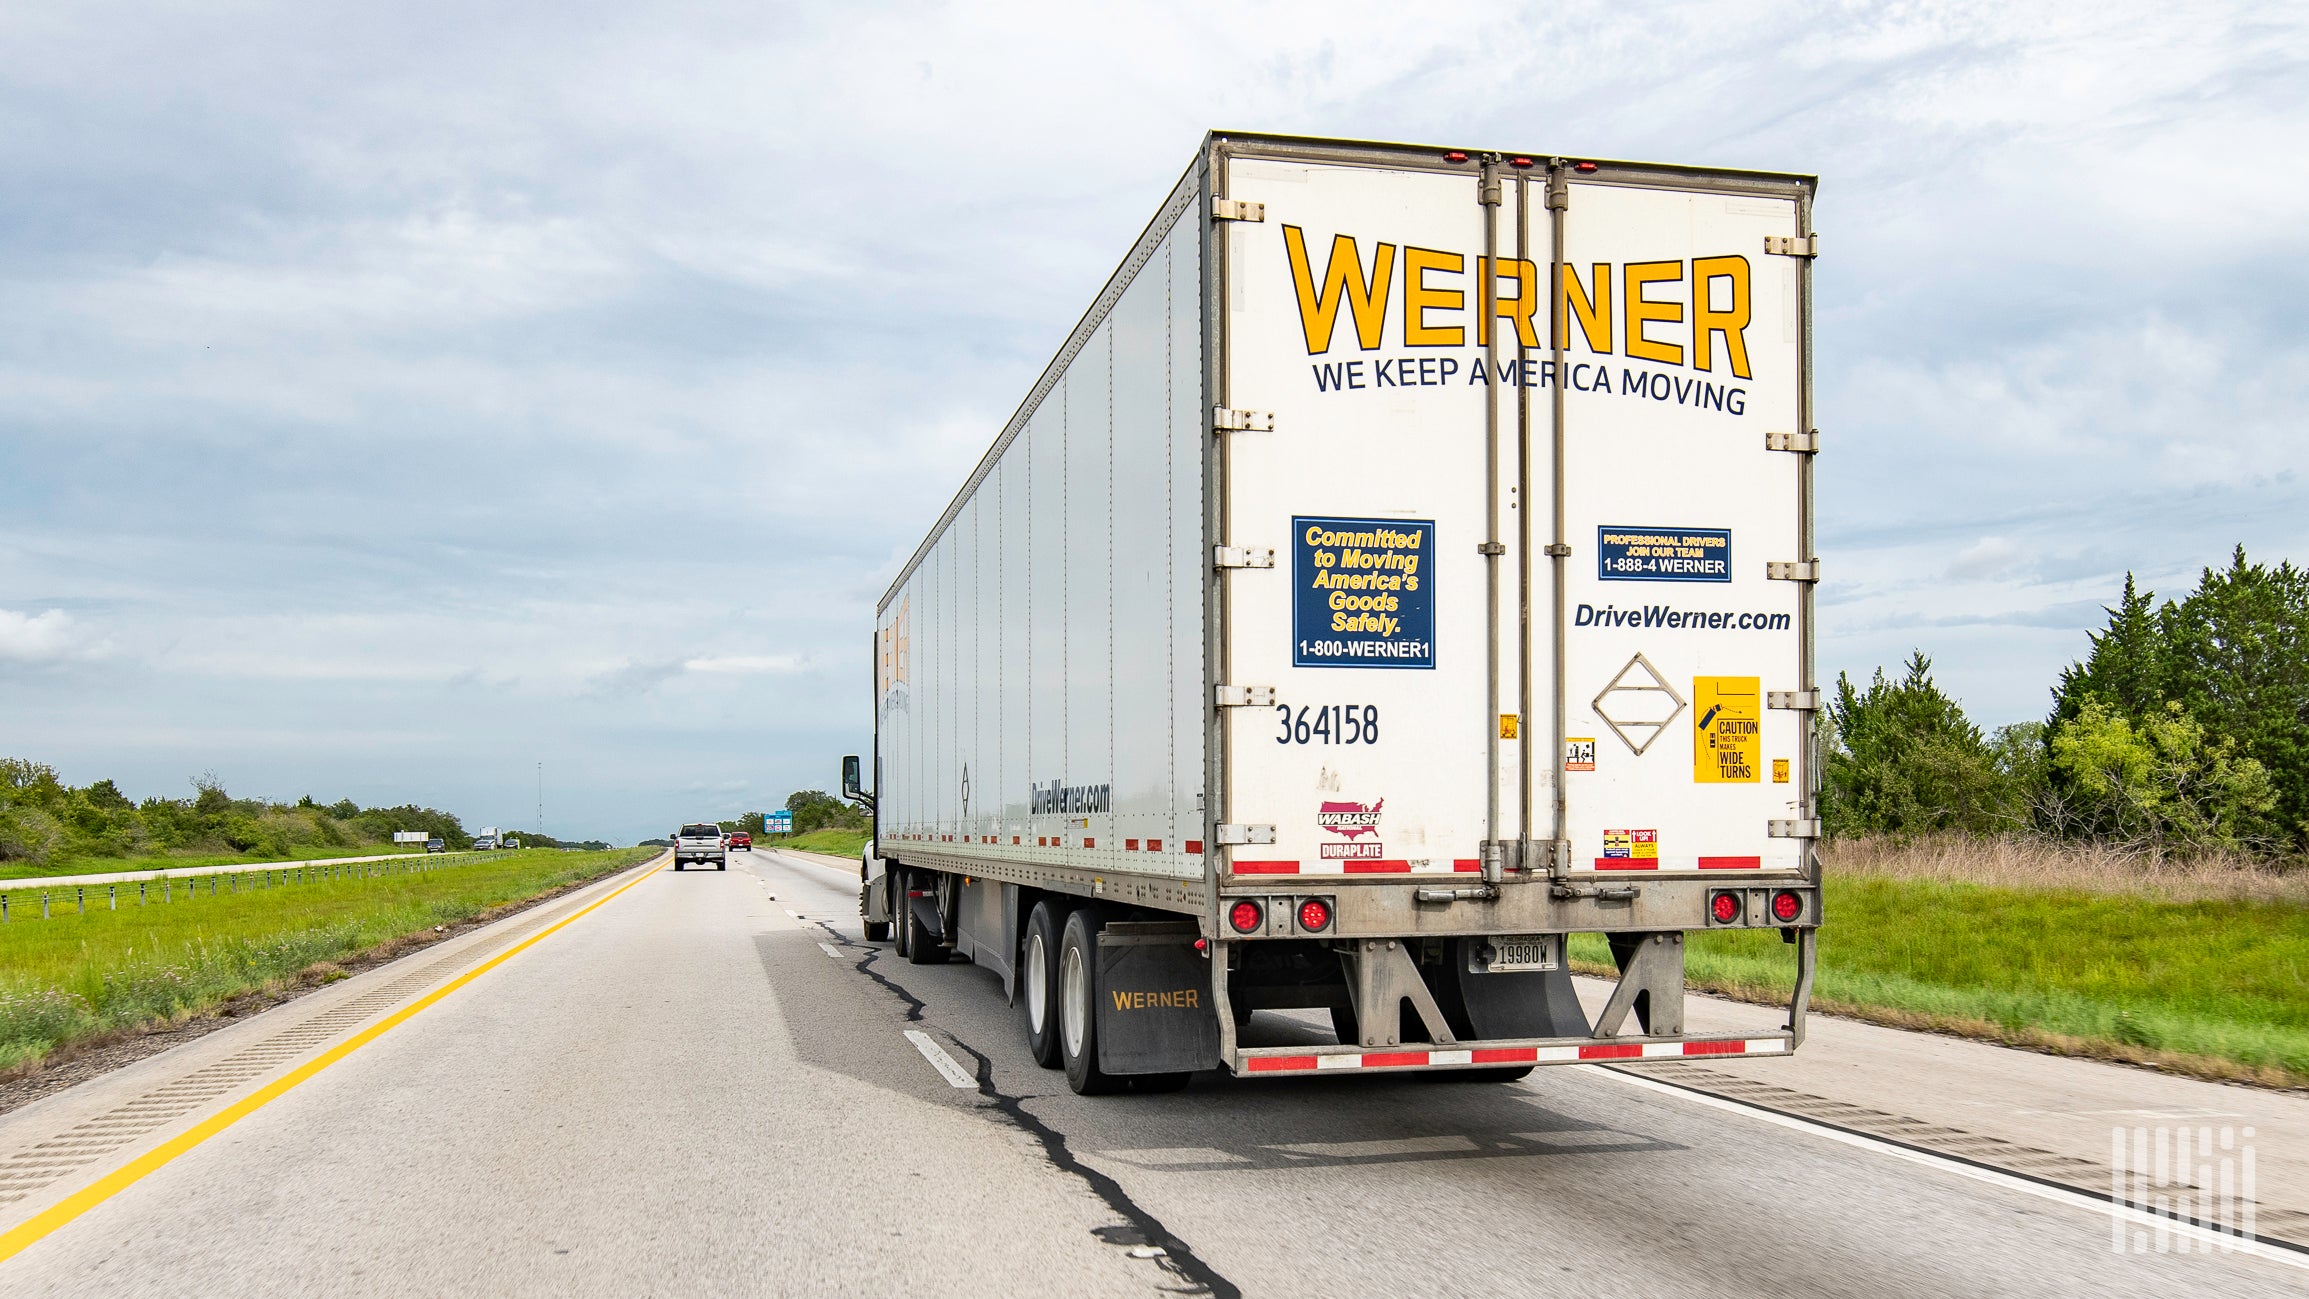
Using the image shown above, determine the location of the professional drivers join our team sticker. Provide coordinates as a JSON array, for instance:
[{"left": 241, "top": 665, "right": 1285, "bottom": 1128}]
[{"left": 1293, "top": 516, "right": 1435, "bottom": 669}]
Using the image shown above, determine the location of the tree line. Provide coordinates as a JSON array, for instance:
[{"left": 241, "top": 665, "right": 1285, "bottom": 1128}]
[
  {"left": 1823, "top": 547, "right": 2307, "bottom": 855},
  {"left": 0, "top": 761, "right": 482, "bottom": 866}
]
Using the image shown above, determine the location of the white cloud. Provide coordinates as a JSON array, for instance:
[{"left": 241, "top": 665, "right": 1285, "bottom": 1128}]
[
  {"left": 0, "top": 0, "right": 2304, "bottom": 838},
  {"left": 0, "top": 608, "right": 106, "bottom": 665},
  {"left": 684, "top": 654, "right": 804, "bottom": 675}
]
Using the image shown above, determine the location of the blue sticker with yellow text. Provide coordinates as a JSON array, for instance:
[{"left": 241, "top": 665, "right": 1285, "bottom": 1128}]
[{"left": 1293, "top": 516, "right": 1434, "bottom": 669}]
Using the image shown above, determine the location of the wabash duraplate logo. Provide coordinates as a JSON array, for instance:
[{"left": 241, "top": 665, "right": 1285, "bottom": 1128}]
[{"left": 1318, "top": 799, "right": 1383, "bottom": 860}]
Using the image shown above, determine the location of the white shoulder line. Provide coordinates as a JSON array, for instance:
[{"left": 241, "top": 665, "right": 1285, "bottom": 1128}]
[{"left": 1600, "top": 1068, "right": 2307, "bottom": 1273}]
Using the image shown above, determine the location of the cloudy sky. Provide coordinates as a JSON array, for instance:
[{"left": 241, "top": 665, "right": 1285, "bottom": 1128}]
[{"left": 1, "top": 1, "right": 2302, "bottom": 844}]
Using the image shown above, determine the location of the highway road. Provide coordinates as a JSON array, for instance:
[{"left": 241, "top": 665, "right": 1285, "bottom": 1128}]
[{"left": 0, "top": 847, "right": 2301, "bottom": 1296}]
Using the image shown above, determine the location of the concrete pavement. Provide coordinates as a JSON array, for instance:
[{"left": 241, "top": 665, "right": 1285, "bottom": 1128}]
[{"left": 0, "top": 845, "right": 2300, "bottom": 1296}]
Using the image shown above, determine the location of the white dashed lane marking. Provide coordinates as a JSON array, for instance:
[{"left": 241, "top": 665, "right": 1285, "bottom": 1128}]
[{"left": 904, "top": 1030, "right": 977, "bottom": 1089}]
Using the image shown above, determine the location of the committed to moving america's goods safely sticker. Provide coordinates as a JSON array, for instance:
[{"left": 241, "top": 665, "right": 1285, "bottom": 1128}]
[
  {"left": 1693, "top": 676, "right": 1762, "bottom": 783},
  {"left": 1564, "top": 738, "right": 1596, "bottom": 772},
  {"left": 1597, "top": 526, "right": 1731, "bottom": 583},
  {"left": 1294, "top": 516, "right": 1435, "bottom": 669}
]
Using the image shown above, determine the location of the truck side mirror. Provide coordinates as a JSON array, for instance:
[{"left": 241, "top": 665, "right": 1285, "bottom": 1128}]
[{"left": 841, "top": 754, "right": 863, "bottom": 800}]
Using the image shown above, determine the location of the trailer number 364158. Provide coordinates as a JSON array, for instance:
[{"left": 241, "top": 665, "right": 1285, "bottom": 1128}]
[{"left": 1275, "top": 704, "right": 1380, "bottom": 745}]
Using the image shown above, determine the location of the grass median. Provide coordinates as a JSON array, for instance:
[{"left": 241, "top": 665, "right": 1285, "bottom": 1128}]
[
  {"left": 1571, "top": 837, "right": 2309, "bottom": 1088},
  {"left": 764, "top": 828, "right": 868, "bottom": 858},
  {"left": 0, "top": 846, "right": 657, "bottom": 1075}
]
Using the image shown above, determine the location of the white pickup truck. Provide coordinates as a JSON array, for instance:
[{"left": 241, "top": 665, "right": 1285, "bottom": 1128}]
[{"left": 673, "top": 824, "right": 728, "bottom": 871}]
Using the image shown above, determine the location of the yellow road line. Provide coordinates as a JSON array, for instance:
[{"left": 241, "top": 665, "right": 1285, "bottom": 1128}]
[{"left": 0, "top": 856, "right": 670, "bottom": 1266}]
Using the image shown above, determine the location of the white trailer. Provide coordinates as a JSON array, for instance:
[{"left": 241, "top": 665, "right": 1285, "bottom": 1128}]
[{"left": 848, "top": 133, "right": 1820, "bottom": 1094}]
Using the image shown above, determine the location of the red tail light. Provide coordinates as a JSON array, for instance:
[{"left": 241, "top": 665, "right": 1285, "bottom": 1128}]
[
  {"left": 1297, "top": 897, "right": 1332, "bottom": 932},
  {"left": 1574, "top": 160, "right": 1599, "bottom": 173},
  {"left": 1228, "top": 899, "right": 1264, "bottom": 934},
  {"left": 1709, "top": 891, "right": 1741, "bottom": 924},
  {"left": 1443, "top": 150, "right": 1469, "bottom": 163},
  {"left": 1771, "top": 890, "right": 1804, "bottom": 923}
]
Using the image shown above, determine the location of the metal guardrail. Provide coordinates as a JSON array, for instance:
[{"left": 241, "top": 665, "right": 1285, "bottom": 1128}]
[{"left": 0, "top": 854, "right": 465, "bottom": 924}]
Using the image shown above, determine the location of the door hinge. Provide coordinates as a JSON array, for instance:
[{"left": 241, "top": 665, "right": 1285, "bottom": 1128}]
[
  {"left": 1215, "top": 823, "right": 1276, "bottom": 846},
  {"left": 1215, "top": 685, "right": 1276, "bottom": 708},
  {"left": 1764, "top": 233, "right": 1818, "bottom": 257},
  {"left": 1769, "top": 818, "right": 1821, "bottom": 839},
  {"left": 1214, "top": 545, "right": 1275, "bottom": 570},
  {"left": 1213, "top": 407, "right": 1275, "bottom": 433},
  {"left": 1768, "top": 689, "right": 1820, "bottom": 710},
  {"left": 1212, "top": 197, "right": 1266, "bottom": 222},
  {"left": 1766, "top": 430, "right": 1819, "bottom": 453},
  {"left": 1767, "top": 560, "right": 1820, "bottom": 582},
  {"left": 1544, "top": 542, "right": 1573, "bottom": 558},
  {"left": 1476, "top": 541, "right": 1506, "bottom": 556}
]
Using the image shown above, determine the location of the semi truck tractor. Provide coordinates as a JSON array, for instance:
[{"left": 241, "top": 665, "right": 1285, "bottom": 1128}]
[{"left": 846, "top": 132, "right": 1821, "bottom": 1094}]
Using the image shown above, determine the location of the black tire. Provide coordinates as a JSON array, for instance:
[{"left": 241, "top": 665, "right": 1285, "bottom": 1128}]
[
  {"left": 905, "top": 872, "right": 948, "bottom": 965},
  {"left": 863, "top": 921, "right": 891, "bottom": 943},
  {"left": 673, "top": 861, "right": 684, "bottom": 872},
  {"left": 1231, "top": 998, "right": 1253, "bottom": 1029},
  {"left": 716, "top": 859, "right": 727, "bottom": 871},
  {"left": 1022, "top": 902, "right": 1065, "bottom": 1068},
  {"left": 1465, "top": 1067, "right": 1535, "bottom": 1083},
  {"left": 1058, "top": 909, "right": 1122, "bottom": 1094}
]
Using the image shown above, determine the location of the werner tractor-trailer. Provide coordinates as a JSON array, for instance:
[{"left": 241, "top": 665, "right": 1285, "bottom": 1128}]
[{"left": 844, "top": 132, "right": 1820, "bottom": 1094}]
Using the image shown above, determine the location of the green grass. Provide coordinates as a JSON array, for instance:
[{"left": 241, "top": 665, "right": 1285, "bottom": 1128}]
[
  {"left": 766, "top": 828, "right": 869, "bottom": 858},
  {"left": 1570, "top": 874, "right": 2309, "bottom": 1085},
  {"left": 0, "top": 846, "right": 656, "bottom": 1073},
  {"left": 0, "top": 843, "right": 442, "bottom": 883}
]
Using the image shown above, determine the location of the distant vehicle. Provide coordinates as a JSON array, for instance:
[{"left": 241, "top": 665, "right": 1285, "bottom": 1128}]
[
  {"left": 673, "top": 823, "right": 727, "bottom": 871},
  {"left": 728, "top": 832, "right": 752, "bottom": 851},
  {"left": 504, "top": 837, "right": 521, "bottom": 850},
  {"left": 474, "top": 826, "right": 503, "bottom": 850},
  {"left": 854, "top": 134, "right": 1822, "bottom": 1094},
  {"left": 425, "top": 838, "right": 446, "bottom": 853}
]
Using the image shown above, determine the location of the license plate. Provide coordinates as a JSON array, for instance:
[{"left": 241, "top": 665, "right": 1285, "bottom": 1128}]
[{"left": 1479, "top": 936, "right": 1558, "bottom": 973}]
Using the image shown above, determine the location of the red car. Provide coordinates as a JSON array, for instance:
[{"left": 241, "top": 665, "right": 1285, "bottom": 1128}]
[{"left": 728, "top": 832, "right": 753, "bottom": 851}]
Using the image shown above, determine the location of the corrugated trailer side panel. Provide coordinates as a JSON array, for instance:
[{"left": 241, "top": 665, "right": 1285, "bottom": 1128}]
[{"left": 878, "top": 165, "right": 1206, "bottom": 886}]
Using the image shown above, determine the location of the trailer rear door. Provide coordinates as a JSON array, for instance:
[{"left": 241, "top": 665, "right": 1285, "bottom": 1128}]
[{"left": 1216, "top": 144, "right": 1812, "bottom": 883}]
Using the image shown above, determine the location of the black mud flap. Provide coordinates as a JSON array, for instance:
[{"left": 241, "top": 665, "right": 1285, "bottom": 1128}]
[
  {"left": 1431, "top": 937, "right": 1592, "bottom": 1040},
  {"left": 1094, "top": 923, "right": 1220, "bottom": 1076},
  {"left": 909, "top": 892, "right": 945, "bottom": 945}
]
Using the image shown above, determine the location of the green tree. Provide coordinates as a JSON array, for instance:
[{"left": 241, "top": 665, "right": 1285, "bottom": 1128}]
[
  {"left": 785, "top": 789, "right": 864, "bottom": 835},
  {"left": 1821, "top": 652, "right": 2011, "bottom": 838},
  {"left": 2049, "top": 698, "right": 2279, "bottom": 850},
  {"left": 2050, "top": 548, "right": 2309, "bottom": 846}
]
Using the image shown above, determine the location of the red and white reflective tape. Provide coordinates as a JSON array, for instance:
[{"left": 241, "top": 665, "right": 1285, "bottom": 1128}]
[
  {"left": 1241, "top": 1037, "right": 1788, "bottom": 1073},
  {"left": 1231, "top": 859, "right": 1482, "bottom": 876}
]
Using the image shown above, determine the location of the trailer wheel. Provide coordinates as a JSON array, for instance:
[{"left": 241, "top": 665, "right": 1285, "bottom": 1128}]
[
  {"left": 1419, "top": 1062, "right": 1536, "bottom": 1084},
  {"left": 1058, "top": 910, "right": 1122, "bottom": 1094},
  {"left": 1022, "top": 902, "right": 1065, "bottom": 1068},
  {"left": 904, "top": 872, "right": 948, "bottom": 965}
]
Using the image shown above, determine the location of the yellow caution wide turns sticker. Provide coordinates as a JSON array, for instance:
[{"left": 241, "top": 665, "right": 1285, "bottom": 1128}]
[{"left": 1692, "top": 676, "right": 1761, "bottom": 783}]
